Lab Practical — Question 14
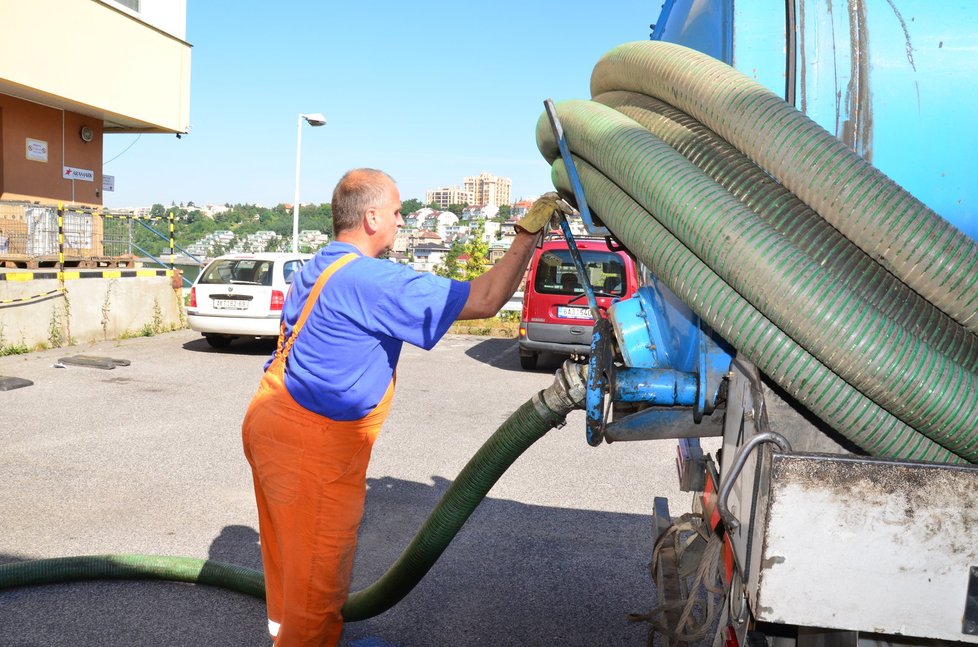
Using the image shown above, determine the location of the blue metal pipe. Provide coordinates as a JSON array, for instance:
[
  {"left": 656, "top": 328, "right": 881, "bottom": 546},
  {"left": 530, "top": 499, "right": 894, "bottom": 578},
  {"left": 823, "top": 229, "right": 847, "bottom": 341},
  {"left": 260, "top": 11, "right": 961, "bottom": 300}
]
[{"left": 613, "top": 367, "right": 697, "bottom": 406}]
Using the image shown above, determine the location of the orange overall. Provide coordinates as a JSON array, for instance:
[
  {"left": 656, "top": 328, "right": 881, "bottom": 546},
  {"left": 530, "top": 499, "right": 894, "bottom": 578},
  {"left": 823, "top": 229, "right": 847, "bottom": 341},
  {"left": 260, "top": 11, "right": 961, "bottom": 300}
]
[{"left": 242, "top": 253, "right": 394, "bottom": 646}]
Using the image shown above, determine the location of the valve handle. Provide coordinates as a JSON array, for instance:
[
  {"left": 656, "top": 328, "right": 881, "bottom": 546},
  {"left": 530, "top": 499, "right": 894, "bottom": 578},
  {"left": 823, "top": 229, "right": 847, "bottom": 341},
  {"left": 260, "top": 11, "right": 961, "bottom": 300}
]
[{"left": 585, "top": 318, "right": 614, "bottom": 446}]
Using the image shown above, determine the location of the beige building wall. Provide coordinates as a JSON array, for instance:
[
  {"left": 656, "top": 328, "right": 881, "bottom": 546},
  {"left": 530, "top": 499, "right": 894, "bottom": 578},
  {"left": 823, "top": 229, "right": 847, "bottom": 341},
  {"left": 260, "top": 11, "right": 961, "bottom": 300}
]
[
  {"left": 425, "top": 186, "right": 473, "bottom": 209},
  {"left": 0, "top": 0, "right": 190, "bottom": 207},
  {"left": 0, "top": 0, "right": 191, "bottom": 134},
  {"left": 464, "top": 172, "right": 511, "bottom": 207}
]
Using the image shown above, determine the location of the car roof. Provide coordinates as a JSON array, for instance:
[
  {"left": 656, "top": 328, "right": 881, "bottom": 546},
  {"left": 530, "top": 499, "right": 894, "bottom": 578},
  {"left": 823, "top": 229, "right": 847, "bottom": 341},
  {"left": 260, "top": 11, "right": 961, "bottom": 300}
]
[
  {"left": 539, "top": 237, "right": 616, "bottom": 251},
  {"left": 207, "top": 252, "right": 313, "bottom": 262}
]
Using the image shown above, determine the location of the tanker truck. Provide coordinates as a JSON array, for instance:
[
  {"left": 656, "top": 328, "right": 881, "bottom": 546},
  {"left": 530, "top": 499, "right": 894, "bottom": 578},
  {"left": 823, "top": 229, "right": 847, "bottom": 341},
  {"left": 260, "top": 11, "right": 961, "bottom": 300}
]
[
  {"left": 533, "top": 1, "right": 978, "bottom": 645},
  {"left": 1, "top": 3, "right": 974, "bottom": 645}
]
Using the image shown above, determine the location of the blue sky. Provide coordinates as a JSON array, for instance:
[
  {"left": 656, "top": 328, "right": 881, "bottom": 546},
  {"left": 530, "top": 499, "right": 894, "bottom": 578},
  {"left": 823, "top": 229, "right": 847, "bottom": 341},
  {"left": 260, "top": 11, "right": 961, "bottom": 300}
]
[{"left": 102, "top": 1, "right": 658, "bottom": 210}]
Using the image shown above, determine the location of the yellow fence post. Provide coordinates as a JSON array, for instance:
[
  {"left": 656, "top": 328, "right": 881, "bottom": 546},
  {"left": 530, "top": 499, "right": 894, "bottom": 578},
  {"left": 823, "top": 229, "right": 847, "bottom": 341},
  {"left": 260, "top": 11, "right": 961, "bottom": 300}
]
[
  {"left": 57, "top": 202, "right": 65, "bottom": 288},
  {"left": 168, "top": 211, "right": 175, "bottom": 268}
]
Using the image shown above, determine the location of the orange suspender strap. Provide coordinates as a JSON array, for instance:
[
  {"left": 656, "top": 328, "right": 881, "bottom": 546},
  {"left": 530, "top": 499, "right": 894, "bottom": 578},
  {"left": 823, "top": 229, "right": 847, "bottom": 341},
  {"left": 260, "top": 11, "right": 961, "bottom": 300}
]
[{"left": 275, "top": 252, "right": 358, "bottom": 360}]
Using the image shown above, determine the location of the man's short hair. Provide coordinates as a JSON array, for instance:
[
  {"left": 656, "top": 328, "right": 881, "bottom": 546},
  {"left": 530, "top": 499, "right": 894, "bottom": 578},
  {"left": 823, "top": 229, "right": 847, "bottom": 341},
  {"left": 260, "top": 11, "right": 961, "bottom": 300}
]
[{"left": 331, "top": 168, "right": 395, "bottom": 235}]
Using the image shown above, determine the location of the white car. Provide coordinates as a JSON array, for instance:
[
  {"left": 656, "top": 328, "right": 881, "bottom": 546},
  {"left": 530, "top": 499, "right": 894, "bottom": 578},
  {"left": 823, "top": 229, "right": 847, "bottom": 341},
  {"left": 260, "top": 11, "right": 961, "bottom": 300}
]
[{"left": 187, "top": 252, "right": 312, "bottom": 348}]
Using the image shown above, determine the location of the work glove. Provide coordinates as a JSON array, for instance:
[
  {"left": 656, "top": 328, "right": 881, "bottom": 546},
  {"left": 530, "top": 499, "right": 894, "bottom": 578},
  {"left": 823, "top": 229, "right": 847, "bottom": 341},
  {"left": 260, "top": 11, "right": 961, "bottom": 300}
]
[{"left": 514, "top": 191, "right": 565, "bottom": 235}]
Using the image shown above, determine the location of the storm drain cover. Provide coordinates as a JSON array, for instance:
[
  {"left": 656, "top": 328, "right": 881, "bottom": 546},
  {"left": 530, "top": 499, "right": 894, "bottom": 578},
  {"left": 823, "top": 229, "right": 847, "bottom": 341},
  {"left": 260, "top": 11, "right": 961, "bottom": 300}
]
[
  {"left": 0, "top": 376, "right": 33, "bottom": 391},
  {"left": 57, "top": 355, "right": 131, "bottom": 370}
]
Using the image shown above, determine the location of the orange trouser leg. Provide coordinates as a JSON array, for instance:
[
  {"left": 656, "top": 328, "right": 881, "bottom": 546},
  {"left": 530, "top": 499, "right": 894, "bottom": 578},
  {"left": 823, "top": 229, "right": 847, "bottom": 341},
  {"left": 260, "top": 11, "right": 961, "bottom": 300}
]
[{"left": 242, "top": 361, "right": 392, "bottom": 647}]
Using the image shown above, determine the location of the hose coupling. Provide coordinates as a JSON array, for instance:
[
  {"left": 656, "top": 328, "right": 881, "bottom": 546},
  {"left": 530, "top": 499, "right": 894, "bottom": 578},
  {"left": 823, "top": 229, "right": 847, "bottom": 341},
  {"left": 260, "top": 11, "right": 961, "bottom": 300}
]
[{"left": 538, "top": 360, "right": 588, "bottom": 419}]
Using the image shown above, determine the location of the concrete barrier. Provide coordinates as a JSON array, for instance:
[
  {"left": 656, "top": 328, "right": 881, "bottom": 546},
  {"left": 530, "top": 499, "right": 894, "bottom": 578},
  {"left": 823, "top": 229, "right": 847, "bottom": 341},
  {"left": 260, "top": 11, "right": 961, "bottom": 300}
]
[
  {"left": 501, "top": 291, "right": 524, "bottom": 312},
  {"left": 0, "top": 269, "right": 185, "bottom": 351}
]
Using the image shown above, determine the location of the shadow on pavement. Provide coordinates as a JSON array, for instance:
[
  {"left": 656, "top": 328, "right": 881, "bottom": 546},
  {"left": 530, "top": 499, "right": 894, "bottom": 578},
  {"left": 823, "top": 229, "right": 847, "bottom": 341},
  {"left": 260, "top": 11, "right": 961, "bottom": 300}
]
[
  {"left": 0, "top": 525, "right": 269, "bottom": 647},
  {"left": 181, "top": 335, "right": 277, "bottom": 357},
  {"left": 208, "top": 524, "right": 263, "bottom": 571},
  {"left": 344, "top": 475, "right": 654, "bottom": 646},
  {"left": 0, "top": 476, "right": 656, "bottom": 646},
  {"left": 463, "top": 338, "right": 569, "bottom": 374}
]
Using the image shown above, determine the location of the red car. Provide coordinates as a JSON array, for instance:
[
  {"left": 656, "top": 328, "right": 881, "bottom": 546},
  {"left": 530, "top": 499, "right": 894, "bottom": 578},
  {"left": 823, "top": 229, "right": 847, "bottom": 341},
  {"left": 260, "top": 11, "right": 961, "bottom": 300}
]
[{"left": 518, "top": 236, "right": 639, "bottom": 370}]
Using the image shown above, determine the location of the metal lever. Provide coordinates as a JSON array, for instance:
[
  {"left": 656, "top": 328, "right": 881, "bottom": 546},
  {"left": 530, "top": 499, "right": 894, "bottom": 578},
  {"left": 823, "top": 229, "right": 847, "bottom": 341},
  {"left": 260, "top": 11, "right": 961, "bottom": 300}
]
[{"left": 543, "top": 99, "right": 610, "bottom": 237}]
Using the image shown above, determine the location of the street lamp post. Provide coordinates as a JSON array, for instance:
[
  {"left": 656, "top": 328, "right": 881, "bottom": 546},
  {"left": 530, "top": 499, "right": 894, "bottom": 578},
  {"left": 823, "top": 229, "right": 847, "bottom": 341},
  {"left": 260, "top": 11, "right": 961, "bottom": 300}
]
[{"left": 292, "top": 112, "right": 327, "bottom": 253}]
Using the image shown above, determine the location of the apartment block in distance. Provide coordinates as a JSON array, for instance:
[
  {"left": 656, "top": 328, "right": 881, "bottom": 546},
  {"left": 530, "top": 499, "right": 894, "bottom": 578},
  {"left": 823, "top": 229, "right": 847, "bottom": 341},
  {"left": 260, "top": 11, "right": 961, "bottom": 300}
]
[
  {"left": 0, "top": 0, "right": 191, "bottom": 207},
  {"left": 464, "top": 172, "right": 511, "bottom": 208},
  {"left": 425, "top": 186, "right": 474, "bottom": 210}
]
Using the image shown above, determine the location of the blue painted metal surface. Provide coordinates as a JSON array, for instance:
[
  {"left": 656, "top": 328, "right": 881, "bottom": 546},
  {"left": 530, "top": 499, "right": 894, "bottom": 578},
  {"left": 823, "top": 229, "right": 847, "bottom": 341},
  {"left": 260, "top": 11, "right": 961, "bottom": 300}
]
[
  {"left": 651, "top": 0, "right": 978, "bottom": 242},
  {"left": 610, "top": 283, "right": 704, "bottom": 374},
  {"left": 613, "top": 368, "right": 697, "bottom": 406},
  {"left": 651, "top": 0, "right": 731, "bottom": 64},
  {"left": 608, "top": 284, "right": 732, "bottom": 417},
  {"left": 586, "top": 317, "right": 613, "bottom": 446},
  {"left": 583, "top": 278, "right": 734, "bottom": 445}
]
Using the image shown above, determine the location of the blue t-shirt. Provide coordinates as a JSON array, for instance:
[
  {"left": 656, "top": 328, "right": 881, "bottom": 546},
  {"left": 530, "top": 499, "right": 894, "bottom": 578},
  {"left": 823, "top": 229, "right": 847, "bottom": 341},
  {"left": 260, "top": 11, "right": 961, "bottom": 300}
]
[{"left": 276, "top": 242, "right": 470, "bottom": 421}]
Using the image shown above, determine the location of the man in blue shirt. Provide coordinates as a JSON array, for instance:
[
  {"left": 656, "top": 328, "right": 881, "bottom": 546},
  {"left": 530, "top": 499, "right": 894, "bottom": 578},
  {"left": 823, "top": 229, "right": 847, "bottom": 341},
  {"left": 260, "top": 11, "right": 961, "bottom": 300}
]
[{"left": 242, "top": 168, "right": 560, "bottom": 646}]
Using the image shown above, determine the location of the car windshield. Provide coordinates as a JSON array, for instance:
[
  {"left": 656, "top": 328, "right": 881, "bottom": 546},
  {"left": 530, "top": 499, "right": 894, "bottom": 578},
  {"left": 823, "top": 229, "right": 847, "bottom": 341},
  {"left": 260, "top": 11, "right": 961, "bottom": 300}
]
[
  {"left": 534, "top": 250, "right": 626, "bottom": 296},
  {"left": 199, "top": 259, "right": 274, "bottom": 286}
]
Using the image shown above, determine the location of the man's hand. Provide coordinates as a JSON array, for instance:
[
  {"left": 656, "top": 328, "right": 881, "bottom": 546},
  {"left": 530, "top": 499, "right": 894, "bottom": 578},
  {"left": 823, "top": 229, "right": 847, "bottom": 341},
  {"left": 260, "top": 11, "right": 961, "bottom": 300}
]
[{"left": 514, "top": 191, "right": 565, "bottom": 235}]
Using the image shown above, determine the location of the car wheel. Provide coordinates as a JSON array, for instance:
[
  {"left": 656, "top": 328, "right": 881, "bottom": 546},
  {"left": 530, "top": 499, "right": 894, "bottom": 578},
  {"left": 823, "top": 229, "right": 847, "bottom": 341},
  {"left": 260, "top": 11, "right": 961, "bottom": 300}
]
[
  {"left": 204, "top": 334, "right": 233, "bottom": 349},
  {"left": 519, "top": 350, "right": 538, "bottom": 370}
]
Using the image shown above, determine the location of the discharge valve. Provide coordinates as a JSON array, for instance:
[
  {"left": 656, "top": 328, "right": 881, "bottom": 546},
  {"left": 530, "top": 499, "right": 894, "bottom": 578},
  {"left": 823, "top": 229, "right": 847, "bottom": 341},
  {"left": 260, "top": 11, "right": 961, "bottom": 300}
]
[{"left": 585, "top": 282, "right": 734, "bottom": 446}]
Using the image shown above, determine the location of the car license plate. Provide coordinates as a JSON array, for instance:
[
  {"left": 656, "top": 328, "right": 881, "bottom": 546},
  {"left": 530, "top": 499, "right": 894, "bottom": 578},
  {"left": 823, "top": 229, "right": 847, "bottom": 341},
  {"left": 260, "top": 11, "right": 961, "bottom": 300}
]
[
  {"left": 213, "top": 299, "right": 249, "bottom": 310},
  {"left": 557, "top": 306, "right": 591, "bottom": 320}
]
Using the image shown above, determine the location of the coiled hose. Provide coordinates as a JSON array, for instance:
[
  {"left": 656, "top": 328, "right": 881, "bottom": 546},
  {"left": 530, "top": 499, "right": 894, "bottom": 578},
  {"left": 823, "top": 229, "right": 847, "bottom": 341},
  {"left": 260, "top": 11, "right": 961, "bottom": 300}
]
[
  {"left": 0, "top": 363, "right": 587, "bottom": 622},
  {"left": 537, "top": 40, "right": 978, "bottom": 463},
  {"left": 590, "top": 41, "right": 978, "bottom": 334}
]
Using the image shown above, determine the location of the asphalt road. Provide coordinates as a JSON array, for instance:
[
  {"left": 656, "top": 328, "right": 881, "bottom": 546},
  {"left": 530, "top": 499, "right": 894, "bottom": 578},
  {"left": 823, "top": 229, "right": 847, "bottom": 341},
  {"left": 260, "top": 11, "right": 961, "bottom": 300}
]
[{"left": 0, "top": 329, "right": 699, "bottom": 646}]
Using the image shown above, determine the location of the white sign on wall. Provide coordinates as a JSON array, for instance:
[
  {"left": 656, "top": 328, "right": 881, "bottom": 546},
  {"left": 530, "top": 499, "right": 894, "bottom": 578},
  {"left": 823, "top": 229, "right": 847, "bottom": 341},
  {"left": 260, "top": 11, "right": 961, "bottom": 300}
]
[
  {"left": 103, "top": 175, "right": 115, "bottom": 192},
  {"left": 26, "top": 138, "right": 48, "bottom": 162},
  {"left": 63, "top": 166, "right": 94, "bottom": 182}
]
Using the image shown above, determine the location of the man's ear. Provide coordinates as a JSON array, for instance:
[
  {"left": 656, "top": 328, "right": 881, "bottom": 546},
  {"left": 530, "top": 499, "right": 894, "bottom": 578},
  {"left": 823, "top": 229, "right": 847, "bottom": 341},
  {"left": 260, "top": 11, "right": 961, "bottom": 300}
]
[{"left": 363, "top": 208, "right": 378, "bottom": 234}]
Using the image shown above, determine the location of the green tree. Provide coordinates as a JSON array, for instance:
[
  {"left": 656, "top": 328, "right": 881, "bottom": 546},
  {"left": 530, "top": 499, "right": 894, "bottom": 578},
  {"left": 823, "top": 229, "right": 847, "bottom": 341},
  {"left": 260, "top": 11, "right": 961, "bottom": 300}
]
[
  {"left": 150, "top": 203, "right": 166, "bottom": 218},
  {"left": 463, "top": 223, "right": 490, "bottom": 281},
  {"left": 214, "top": 210, "right": 235, "bottom": 226},
  {"left": 497, "top": 204, "right": 512, "bottom": 219},
  {"left": 426, "top": 201, "right": 440, "bottom": 210},
  {"left": 447, "top": 203, "right": 468, "bottom": 217},
  {"left": 434, "top": 239, "right": 465, "bottom": 280},
  {"left": 401, "top": 198, "right": 423, "bottom": 215},
  {"left": 308, "top": 203, "right": 333, "bottom": 237}
]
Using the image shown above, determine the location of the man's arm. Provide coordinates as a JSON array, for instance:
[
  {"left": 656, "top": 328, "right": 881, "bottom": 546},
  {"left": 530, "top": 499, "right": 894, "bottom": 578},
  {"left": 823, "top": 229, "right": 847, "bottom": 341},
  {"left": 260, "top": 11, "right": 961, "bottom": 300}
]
[
  {"left": 456, "top": 193, "right": 564, "bottom": 320},
  {"left": 457, "top": 231, "right": 540, "bottom": 320}
]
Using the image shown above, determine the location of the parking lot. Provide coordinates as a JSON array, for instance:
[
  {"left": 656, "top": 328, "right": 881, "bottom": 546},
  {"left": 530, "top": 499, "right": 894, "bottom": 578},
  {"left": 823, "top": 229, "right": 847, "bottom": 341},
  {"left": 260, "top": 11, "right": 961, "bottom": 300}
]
[{"left": 0, "top": 329, "right": 696, "bottom": 646}]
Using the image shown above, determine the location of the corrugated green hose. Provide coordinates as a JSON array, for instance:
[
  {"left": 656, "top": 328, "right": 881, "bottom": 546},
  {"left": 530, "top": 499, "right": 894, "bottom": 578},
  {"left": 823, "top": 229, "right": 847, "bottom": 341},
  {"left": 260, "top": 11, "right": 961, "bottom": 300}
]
[
  {"left": 0, "top": 554, "right": 265, "bottom": 597},
  {"left": 548, "top": 154, "right": 962, "bottom": 464},
  {"left": 0, "top": 389, "right": 576, "bottom": 621},
  {"left": 536, "top": 40, "right": 978, "bottom": 463},
  {"left": 344, "top": 393, "right": 569, "bottom": 620},
  {"left": 590, "top": 40, "right": 978, "bottom": 334},
  {"left": 592, "top": 90, "right": 978, "bottom": 373},
  {"left": 537, "top": 98, "right": 978, "bottom": 461}
]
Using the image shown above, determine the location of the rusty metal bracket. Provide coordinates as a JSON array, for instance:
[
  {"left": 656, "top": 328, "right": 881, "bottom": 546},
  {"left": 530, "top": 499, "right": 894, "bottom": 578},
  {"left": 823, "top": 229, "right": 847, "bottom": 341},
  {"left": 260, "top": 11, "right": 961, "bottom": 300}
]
[{"left": 965, "top": 565, "right": 978, "bottom": 635}]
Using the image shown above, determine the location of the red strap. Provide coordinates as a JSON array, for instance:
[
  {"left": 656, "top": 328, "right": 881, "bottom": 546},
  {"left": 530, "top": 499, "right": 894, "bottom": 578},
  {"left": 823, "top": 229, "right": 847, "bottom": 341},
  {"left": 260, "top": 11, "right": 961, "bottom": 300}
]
[{"left": 276, "top": 253, "right": 358, "bottom": 360}]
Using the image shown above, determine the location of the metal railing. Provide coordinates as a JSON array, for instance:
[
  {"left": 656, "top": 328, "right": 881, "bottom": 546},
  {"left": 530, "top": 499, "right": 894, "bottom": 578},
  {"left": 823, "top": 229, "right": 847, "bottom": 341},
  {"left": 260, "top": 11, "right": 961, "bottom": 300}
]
[{"left": 0, "top": 201, "right": 203, "bottom": 287}]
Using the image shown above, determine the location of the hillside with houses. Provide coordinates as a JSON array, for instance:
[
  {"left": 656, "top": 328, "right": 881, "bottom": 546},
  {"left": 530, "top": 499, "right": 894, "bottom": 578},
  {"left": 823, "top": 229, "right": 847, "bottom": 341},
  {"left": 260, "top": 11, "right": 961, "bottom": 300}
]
[{"left": 131, "top": 195, "right": 588, "bottom": 279}]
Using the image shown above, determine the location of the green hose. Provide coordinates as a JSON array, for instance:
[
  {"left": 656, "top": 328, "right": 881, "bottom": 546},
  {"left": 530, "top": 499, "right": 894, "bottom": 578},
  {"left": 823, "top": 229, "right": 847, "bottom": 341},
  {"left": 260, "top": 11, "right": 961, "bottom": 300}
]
[
  {"left": 535, "top": 40, "right": 978, "bottom": 462},
  {"left": 0, "top": 554, "right": 264, "bottom": 597},
  {"left": 591, "top": 90, "right": 978, "bottom": 373},
  {"left": 0, "top": 390, "right": 574, "bottom": 621},
  {"left": 344, "top": 393, "right": 568, "bottom": 620},
  {"left": 589, "top": 41, "right": 978, "bottom": 335},
  {"left": 537, "top": 98, "right": 978, "bottom": 461},
  {"left": 548, "top": 155, "right": 961, "bottom": 464}
]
